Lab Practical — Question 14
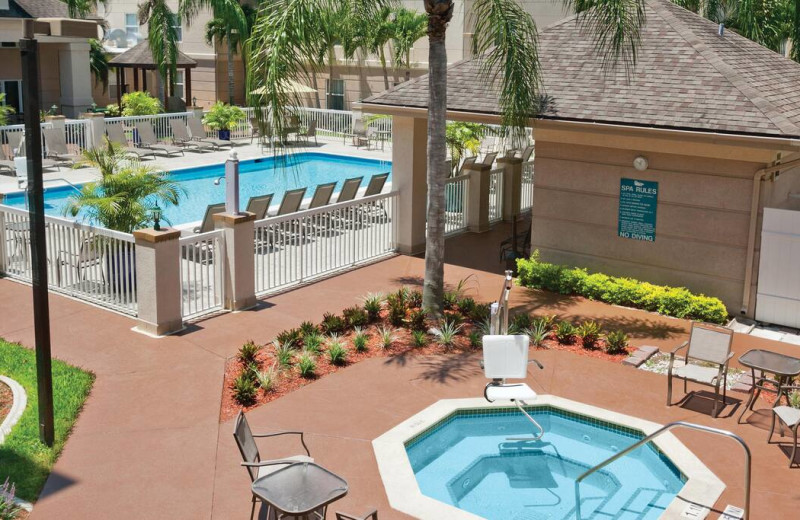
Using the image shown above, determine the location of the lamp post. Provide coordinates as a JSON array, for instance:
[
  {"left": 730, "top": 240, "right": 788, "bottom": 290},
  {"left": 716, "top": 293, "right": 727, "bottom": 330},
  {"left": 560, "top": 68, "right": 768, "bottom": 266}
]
[
  {"left": 20, "top": 20, "right": 54, "bottom": 447},
  {"left": 152, "top": 205, "right": 162, "bottom": 231}
]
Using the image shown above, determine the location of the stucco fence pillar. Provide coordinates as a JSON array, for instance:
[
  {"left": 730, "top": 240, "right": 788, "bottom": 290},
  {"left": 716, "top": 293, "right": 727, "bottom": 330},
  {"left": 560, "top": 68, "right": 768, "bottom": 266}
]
[
  {"left": 133, "top": 228, "right": 184, "bottom": 337},
  {"left": 214, "top": 212, "right": 257, "bottom": 311},
  {"left": 498, "top": 156, "right": 523, "bottom": 221},
  {"left": 464, "top": 162, "right": 491, "bottom": 233},
  {"left": 81, "top": 112, "right": 106, "bottom": 149},
  {"left": 392, "top": 116, "right": 428, "bottom": 254}
]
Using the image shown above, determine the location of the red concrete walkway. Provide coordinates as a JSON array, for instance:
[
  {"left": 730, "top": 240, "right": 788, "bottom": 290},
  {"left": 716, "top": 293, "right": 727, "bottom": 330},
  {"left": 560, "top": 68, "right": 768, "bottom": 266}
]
[{"left": 0, "top": 246, "right": 797, "bottom": 519}]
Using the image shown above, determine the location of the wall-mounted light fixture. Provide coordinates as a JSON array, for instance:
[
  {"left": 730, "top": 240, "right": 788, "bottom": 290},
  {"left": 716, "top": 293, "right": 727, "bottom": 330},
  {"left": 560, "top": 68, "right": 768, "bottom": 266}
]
[{"left": 633, "top": 156, "right": 649, "bottom": 171}]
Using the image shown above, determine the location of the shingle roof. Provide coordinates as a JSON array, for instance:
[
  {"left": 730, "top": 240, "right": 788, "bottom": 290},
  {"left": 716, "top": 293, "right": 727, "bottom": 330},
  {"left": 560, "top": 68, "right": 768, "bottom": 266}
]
[
  {"left": 110, "top": 40, "right": 197, "bottom": 68},
  {"left": 1, "top": 0, "right": 69, "bottom": 18},
  {"left": 363, "top": 0, "right": 800, "bottom": 138}
]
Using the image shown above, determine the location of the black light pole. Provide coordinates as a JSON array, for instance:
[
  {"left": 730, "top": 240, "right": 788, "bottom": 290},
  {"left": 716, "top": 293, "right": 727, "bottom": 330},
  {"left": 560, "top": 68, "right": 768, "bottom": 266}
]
[{"left": 20, "top": 20, "right": 54, "bottom": 447}]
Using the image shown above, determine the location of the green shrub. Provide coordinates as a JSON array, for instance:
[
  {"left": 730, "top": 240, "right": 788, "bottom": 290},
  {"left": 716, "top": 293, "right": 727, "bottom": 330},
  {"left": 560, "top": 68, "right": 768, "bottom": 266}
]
[
  {"left": 299, "top": 321, "right": 320, "bottom": 338},
  {"left": 233, "top": 373, "right": 257, "bottom": 405},
  {"left": 343, "top": 306, "right": 369, "bottom": 328},
  {"left": 377, "top": 325, "right": 395, "bottom": 349},
  {"left": 443, "top": 290, "right": 459, "bottom": 310},
  {"left": 407, "top": 309, "right": 427, "bottom": 331},
  {"left": 321, "top": 312, "right": 347, "bottom": 334},
  {"left": 276, "top": 328, "right": 302, "bottom": 346},
  {"left": 412, "top": 330, "right": 428, "bottom": 347},
  {"left": 256, "top": 365, "right": 278, "bottom": 392},
  {"left": 237, "top": 340, "right": 260, "bottom": 366},
  {"left": 242, "top": 362, "right": 260, "bottom": 383},
  {"left": 408, "top": 289, "right": 423, "bottom": 308},
  {"left": 533, "top": 314, "right": 557, "bottom": 330},
  {"left": 554, "top": 321, "right": 575, "bottom": 343},
  {"left": 386, "top": 288, "right": 408, "bottom": 309},
  {"left": 432, "top": 320, "right": 462, "bottom": 347},
  {"left": 297, "top": 354, "right": 317, "bottom": 378},
  {"left": 526, "top": 320, "right": 550, "bottom": 346},
  {"left": 0, "top": 478, "right": 19, "bottom": 520},
  {"left": 274, "top": 339, "right": 296, "bottom": 367},
  {"left": 327, "top": 339, "right": 348, "bottom": 365},
  {"left": 469, "top": 303, "right": 491, "bottom": 323},
  {"left": 789, "top": 390, "right": 800, "bottom": 409},
  {"left": 516, "top": 254, "right": 728, "bottom": 324},
  {"left": 202, "top": 101, "right": 245, "bottom": 130},
  {"left": 120, "top": 91, "right": 161, "bottom": 116},
  {"left": 509, "top": 313, "right": 532, "bottom": 334},
  {"left": 468, "top": 331, "right": 482, "bottom": 348},
  {"left": 353, "top": 327, "right": 369, "bottom": 352},
  {"left": 457, "top": 297, "right": 476, "bottom": 316},
  {"left": 576, "top": 321, "right": 602, "bottom": 348},
  {"left": 388, "top": 299, "right": 406, "bottom": 327},
  {"left": 303, "top": 332, "right": 324, "bottom": 354},
  {"left": 605, "top": 330, "right": 629, "bottom": 354},
  {"left": 362, "top": 293, "right": 384, "bottom": 321}
]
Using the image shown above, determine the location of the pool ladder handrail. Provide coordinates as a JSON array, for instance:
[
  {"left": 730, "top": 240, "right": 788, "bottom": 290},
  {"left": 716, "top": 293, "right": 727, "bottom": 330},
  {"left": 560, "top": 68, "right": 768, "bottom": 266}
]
[
  {"left": 490, "top": 270, "right": 514, "bottom": 335},
  {"left": 574, "top": 421, "right": 751, "bottom": 520}
]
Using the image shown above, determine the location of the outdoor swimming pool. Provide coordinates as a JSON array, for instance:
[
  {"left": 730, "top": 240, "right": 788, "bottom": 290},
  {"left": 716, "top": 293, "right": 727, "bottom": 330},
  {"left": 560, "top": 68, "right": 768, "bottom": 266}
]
[
  {"left": 405, "top": 406, "right": 686, "bottom": 520},
  {"left": 1, "top": 153, "right": 391, "bottom": 226}
]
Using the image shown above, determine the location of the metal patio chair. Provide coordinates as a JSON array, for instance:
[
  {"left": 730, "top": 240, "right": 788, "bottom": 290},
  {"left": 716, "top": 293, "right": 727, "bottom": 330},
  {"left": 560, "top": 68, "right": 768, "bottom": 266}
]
[
  {"left": 336, "top": 510, "right": 379, "bottom": 520},
  {"left": 105, "top": 124, "right": 156, "bottom": 160},
  {"left": 667, "top": 324, "right": 734, "bottom": 418},
  {"left": 188, "top": 117, "right": 235, "bottom": 149},
  {"left": 134, "top": 122, "right": 184, "bottom": 157},
  {"left": 233, "top": 411, "right": 315, "bottom": 520},
  {"left": 42, "top": 127, "right": 80, "bottom": 167},
  {"left": 768, "top": 385, "right": 800, "bottom": 467},
  {"left": 193, "top": 202, "right": 226, "bottom": 234},
  {"left": 246, "top": 194, "right": 274, "bottom": 221},
  {"left": 169, "top": 120, "right": 215, "bottom": 152},
  {"left": 299, "top": 120, "right": 318, "bottom": 145}
]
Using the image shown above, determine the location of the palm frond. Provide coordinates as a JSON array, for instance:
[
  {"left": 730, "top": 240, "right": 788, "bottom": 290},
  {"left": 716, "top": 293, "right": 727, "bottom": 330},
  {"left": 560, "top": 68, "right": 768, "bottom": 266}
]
[{"left": 140, "top": 0, "right": 180, "bottom": 86}]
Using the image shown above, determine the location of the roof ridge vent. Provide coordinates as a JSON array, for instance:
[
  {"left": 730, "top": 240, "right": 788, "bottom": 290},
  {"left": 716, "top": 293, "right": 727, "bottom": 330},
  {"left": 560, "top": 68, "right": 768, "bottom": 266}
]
[{"left": 718, "top": 23, "right": 724, "bottom": 37}]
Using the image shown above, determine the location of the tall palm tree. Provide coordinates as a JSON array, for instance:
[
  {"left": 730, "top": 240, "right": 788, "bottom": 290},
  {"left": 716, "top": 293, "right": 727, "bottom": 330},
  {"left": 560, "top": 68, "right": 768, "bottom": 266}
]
[
  {"left": 363, "top": 7, "right": 396, "bottom": 90},
  {"left": 205, "top": 4, "right": 257, "bottom": 104},
  {"left": 89, "top": 38, "right": 110, "bottom": 91},
  {"left": 391, "top": 7, "right": 427, "bottom": 82}
]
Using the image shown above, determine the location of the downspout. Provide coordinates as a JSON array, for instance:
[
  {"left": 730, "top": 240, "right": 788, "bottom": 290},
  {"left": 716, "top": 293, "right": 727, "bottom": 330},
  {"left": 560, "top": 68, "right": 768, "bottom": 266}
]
[{"left": 741, "top": 154, "right": 800, "bottom": 315}]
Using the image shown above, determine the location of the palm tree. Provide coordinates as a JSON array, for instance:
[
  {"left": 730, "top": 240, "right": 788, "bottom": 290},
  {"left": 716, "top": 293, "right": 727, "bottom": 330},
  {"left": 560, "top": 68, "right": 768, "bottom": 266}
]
[
  {"left": 64, "top": 141, "right": 184, "bottom": 233},
  {"left": 89, "top": 38, "right": 110, "bottom": 91},
  {"left": 391, "top": 7, "right": 427, "bottom": 82},
  {"left": 205, "top": 3, "right": 257, "bottom": 104},
  {"left": 363, "top": 7, "right": 396, "bottom": 90}
]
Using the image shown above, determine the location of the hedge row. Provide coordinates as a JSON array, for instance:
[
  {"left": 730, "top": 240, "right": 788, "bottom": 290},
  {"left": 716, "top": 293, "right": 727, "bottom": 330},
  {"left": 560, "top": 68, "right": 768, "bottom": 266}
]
[{"left": 516, "top": 254, "right": 728, "bottom": 324}]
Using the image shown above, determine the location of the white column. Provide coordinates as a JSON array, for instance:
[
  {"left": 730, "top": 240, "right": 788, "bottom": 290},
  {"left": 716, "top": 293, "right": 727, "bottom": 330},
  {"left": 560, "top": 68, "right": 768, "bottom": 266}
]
[
  {"left": 393, "top": 116, "right": 428, "bottom": 254},
  {"left": 59, "top": 42, "right": 93, "bottom": 118},
  {"left": 465, "top": 163, "right": 491, "bottom": 233},
  {"left": 498, "top": 156, "right": 523, "bottom": 221}
]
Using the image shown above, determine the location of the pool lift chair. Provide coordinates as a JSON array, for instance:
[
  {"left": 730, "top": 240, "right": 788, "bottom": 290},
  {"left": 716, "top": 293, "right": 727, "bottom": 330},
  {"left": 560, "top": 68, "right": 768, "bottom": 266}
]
[{"left": 482, "top": 270, "right": 545, "bottom": 441}]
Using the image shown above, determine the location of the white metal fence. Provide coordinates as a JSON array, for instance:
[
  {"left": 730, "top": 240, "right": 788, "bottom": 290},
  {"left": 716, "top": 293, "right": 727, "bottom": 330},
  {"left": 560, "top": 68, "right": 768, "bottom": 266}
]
[
  {"left": 179, "top": 230, "right": 225, "bottom": 319},
  {"left": 488, "top": 167, "right": 504, "bottom": 223},
  {"left": 226, "top": 106, "right": 391, "bottom": 141},
  {"left": 0, "top": 204, "right": 138, "bottom": 315},
  {"left": 106, "top": 112, "right": 192, "bottom": 143},
  {"left": 521, "top": 160, "right": 534, "bottom": 212},
  {"left": 64, "top": 120, "right": 90, "bottom": 155},
  {"left": 444, "top": 174, "right": 470, "bottom": 236},
  {"left": 253, "top": 192, "right": 398, "bottom": 294}
]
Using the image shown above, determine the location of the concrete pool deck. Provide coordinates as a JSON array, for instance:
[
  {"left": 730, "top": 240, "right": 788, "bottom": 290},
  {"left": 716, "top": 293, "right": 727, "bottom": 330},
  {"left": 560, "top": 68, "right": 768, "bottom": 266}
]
[{"left": 1, "top": 227, "right": 799, "bottom": 519}]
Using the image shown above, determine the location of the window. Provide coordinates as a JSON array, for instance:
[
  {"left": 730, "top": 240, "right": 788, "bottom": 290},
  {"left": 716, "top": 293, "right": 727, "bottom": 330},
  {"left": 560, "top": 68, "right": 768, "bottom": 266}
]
[
  {"left": 174, "top": 70, "right": 185, "bottom": 100},
  {"left": 326, "top": 79, "right": 345, "bottom": 111},
  {"left": 172, "top": 14, "right": 182, "bottom": 42},
  {"left": 125, "top": 13, "right": 139, "bottom": 38},
  {"left": 1, "top": 80, "right": 22, "bottom": 115}
]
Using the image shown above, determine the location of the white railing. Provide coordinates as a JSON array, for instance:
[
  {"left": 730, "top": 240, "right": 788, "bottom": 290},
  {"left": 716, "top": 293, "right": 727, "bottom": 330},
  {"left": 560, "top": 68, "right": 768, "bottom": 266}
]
[
  {"left": 179, "top": 230, "right": 225, "bottom": 320},
  {"left": 253, "top": 192, "right": 397, "bottom": 294},
  {"left": 444, "top": 174, "right": 469, "bottom": 236},
  {"left": 521, "top": 160, "right": 534, "bottom": 212},
  {"left": 0, "top": 204, "right": 138, "bottom": 315},
  {"left": 0, "top": 122, "right": 54, "bottom": 159},
  {"left": 106, "top": 111, "right": 193, "bottom": 143},
  {"left": 64, "top": 119, "right": 90, "bottom": 155},
  {"left": 488, "top": 167, "right": 504, "bottom": 223}
]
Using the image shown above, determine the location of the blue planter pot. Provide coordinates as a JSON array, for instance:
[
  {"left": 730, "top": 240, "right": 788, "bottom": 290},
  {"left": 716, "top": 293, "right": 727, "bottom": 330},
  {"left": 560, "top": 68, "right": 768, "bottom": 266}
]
[{"left": 218, "top": 129, "right": 231, "bottom": 141}]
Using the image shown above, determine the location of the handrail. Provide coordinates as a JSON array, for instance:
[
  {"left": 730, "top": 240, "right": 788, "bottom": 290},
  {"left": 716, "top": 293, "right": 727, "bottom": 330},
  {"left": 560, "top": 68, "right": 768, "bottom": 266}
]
[
  {"left": 574, "top": 421, "right": 751, "bottom": 520},
  {"left": 254, "top": 191, "right": 397, "bottom": 225},
  {"left": 490, "top": 269, "right": 514, "bottom": 335}
]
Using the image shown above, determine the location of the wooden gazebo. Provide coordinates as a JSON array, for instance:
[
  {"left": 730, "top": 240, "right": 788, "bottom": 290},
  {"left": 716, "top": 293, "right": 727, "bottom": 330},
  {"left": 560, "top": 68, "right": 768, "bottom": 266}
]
[{"left": 109, "top": 41, "right": 197, "bottom": 105}]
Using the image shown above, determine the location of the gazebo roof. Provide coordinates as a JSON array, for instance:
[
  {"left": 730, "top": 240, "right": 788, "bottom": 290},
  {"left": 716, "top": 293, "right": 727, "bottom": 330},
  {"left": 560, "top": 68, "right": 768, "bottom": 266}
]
[
  {"left": 109, "top": 40, "right": 197, "bottom": 69},
  {"left": 363, "top": 0, "right": 800, "bottom": 139}
]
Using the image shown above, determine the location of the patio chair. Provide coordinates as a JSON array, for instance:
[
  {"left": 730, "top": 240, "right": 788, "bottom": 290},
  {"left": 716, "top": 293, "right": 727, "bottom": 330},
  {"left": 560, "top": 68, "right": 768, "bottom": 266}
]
[
  {"left": 499, "top": 218, "right": 532, "bottom": 261},
  {"left": 105, "top": 124, "right": 156, "bottom": 160},
  {"left": 233, "top": 411, "right": 314, "bottom": 520},
  {"left": 193, "top": 202, "right": 226, "bottom": 233},
  {"left": 246, "top": 194, "right": 274, "bottom": 220},
  {"left": 275, "top": 188, "right": 307, "bottom": 216},
  {"left": 458, "top": 156, "right": 477, "bottom": 174},
  {"left": 56, "top": 237, "right": 103, "bottom": 286},
  {"left": 7, "top": 134, "right": 60, "bottom": 173},
  {"left": 308, "top": 182, "right": 336, "bottom": 210},
  {"left": 336, "top": 177, "right": 363, "bottom": 204},
  {"left": 336, "top": 510, "right": 379, "bottom": 520},
  {"left": 42, "top": 127, "right": 80, "bottom": 167},
  {"left": 667, "top": 324, "right": 734, "bottom": 418},
  {"left": 346, "top": 119, "right": 367, "bottom": 147},
  {"left": 358, "top": 172, "right": 391, "bottom": 221},
  {"left": 480, "top": 151, "right": 498, "bottom": 167},
  {"left": 188, "top": 117, "right": 235, "bottom": 149},
  {"left": 768, "top": 385, "right": 800, "bottom": 467},
  {"left": 298, "top": 120, "right": 318, "bottom": 145},
  {"left": 518, "top": 145, "right": 534, "bottom": 162},
  {"left": 134, "top": 122, "right": 184, "bottom": 157},
  {"left": 169, "top": 120, "right": 215, "bottom": 152}
]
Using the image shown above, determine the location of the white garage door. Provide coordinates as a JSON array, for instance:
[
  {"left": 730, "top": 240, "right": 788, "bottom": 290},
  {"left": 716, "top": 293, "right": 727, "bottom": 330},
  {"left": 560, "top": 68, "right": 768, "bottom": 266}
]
[{"left": 756, "top": 207, "right": 800, "bottom": 328}]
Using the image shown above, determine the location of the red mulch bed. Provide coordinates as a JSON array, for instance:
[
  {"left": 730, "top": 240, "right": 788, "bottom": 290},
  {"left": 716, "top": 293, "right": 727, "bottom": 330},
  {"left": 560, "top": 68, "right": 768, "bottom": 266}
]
[
  {"left": 0, "top": 379, "right": 12, "bottom": 426},
  {"left": 219, "top": 309, "right": 633, "bottom": 422}
]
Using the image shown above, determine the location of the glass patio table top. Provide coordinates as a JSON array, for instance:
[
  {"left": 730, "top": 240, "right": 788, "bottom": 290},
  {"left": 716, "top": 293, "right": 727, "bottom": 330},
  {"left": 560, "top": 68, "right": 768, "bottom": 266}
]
[
  {"left": 739, "top": 349, "right": 800, "bottom": 378},
  {"left": 251, "top": 462, "right": 348, "bottom": 515}
]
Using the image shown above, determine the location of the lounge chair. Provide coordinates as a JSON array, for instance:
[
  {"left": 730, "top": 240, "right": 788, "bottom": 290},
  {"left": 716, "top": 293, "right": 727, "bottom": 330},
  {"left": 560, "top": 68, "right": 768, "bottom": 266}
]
[
  {"left": 459, "top": 156, "right": 477, "bottom": 173},
  {"left": 667, "top": 324, "right": 734, "bottom": 418},
  {"left": 336, "top": 176, "right": 363, "bottom": 204},
  {"left": 518, "top": 145, "right": 534, "bottom": 162},
  {"left": 275, "top": 187, "right": 306, "bottom": 216},
  {"left": 233, "top": 411, "right": 314, "bottom": 520},
  {"left": 105, "top": 124, "right": 156, "bottom": 160},
  {"left": 42, "top": 127, "right": 80, "bottom": 166},
  {"left": 193, "top": 202, "right": 226, "bottom": 233},
  {"left": 134, "top": 122, "right": 184, "bottom": 157},
  {"left": 480, "top": 151, "right": 498, "bottom": 167},
  {"left": 298, "top": 120, "right": 318, "bottom": 145},
  {"left": 246, "top": 194, "right": 274, "bottom": 220},
  {"left": 9, "top": 134, "right": 61, "bottom": 172},
  {"left": 170, "top": 120, "right": 215, "bottom": 152},
  {"left": 308, "top": 182, "right": 336, "bottom": 210},
  {"left": 363, "top": 172, "right": 389, "bottom": 197},
  {"left": 768, "top": 386, "right": 800, "bottom": 467},
  {"left": 187, "top": 117, "right": 234, "bottom": 149}
]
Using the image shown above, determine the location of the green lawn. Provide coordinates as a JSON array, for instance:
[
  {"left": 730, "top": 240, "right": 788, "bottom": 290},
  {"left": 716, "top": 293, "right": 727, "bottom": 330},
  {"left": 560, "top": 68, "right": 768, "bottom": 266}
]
[{"left": 0, "top": 339, "right": 94, "bottom": 502}]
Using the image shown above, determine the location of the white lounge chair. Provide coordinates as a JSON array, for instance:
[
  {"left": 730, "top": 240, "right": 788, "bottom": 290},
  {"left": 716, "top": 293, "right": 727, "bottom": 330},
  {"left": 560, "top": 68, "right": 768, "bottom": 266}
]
[
  {"left": 42, "top": 127, "right": 80, "bottom": 166},
  {"left": 134, "top": 122, "right": 184, "bottom": 157},
  {"left": 169, "top": 120, "right": 215, "bottom": 152},
  {"left": 105, "top": 124, "right": 155, "bottom": 160}
]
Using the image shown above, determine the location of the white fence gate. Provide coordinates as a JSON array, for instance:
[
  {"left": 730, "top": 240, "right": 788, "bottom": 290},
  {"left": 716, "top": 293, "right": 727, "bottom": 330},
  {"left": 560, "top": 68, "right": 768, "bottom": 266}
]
[{"left": 755, "top": 207, "right": 800, "bottom": 328}]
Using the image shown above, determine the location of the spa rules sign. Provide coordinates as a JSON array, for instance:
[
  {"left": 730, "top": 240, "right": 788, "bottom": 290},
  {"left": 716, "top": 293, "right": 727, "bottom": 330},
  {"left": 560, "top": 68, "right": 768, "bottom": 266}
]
[{"left": 618, "top": 178, "right": 658, "bottom": 241}]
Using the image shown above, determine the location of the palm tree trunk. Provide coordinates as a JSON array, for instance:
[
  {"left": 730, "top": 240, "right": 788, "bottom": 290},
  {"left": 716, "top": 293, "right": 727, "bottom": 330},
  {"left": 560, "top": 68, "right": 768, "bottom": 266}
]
[
  {"left": 226, "top": 28, "right": 235, "bottom": 105},
  {"left": 422, "top": 1, "right": 452, "bottom": 316},
  {"left": 380, "top": 48, "right": 389, "bottom": 91},
  {"left": 311, "top": 70, "right": 321, "bottom": 108}
]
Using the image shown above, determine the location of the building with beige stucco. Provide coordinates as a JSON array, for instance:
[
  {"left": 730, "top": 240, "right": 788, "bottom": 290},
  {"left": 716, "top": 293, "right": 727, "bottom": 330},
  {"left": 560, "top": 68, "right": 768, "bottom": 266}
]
[{"left": 361, "top": 0, "right": 800, "bottom": 329}]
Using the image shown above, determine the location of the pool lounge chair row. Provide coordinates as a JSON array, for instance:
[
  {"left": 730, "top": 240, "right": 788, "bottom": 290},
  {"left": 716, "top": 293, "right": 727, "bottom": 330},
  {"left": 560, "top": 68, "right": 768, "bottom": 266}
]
[
  {"left": 0, "top": 131, "right": 72, "bottom": 177},
  {"left": 104, "top": 119, "right": 235, "bottom": 159},
  {"left": 193, "top": 172, "right": 390, "bottom": 234}
]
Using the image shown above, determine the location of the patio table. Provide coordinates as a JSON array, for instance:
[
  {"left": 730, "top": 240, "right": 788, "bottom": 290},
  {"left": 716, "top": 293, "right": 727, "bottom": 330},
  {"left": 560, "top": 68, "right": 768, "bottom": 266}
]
[
  {"left": 251, "top": 462, "right": 348, "bottom": 520},
  {"left": 737, "top": 349, "right": 800, "bottom": 423}
]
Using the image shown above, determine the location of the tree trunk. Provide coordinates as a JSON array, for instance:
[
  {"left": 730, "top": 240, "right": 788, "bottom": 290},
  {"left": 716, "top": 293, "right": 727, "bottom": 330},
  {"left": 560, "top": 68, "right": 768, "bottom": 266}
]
[
  {"left": 380, "top": 48, "right": 389, "bottom": 91},
  {"left": 311, "top": 70, "right": 321, "bottom": 108},
  {"left": 422, "top": 0, "right": 453, "bottom": 317},
  {"left": 226, "top": 29, "right": 235, "bottom": 105}
]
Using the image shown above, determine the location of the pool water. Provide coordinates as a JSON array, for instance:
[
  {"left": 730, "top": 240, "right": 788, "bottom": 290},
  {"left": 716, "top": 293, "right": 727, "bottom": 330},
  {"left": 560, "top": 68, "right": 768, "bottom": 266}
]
[
  {"left": 1, "top": 153, "right": 391, "bottom": 227},
  {"left": 405, "top": 407, "right": 685, "bottom": 520}
]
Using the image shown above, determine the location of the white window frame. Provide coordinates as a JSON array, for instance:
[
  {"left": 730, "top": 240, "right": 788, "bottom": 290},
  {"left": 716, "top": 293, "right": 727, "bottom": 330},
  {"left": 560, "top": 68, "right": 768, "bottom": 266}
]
[
  {"left": 125, "top": 13, "right": 139, "bottom": 38},
  {"left": 174, "top": 70, "right": 185, "bottom": 99}
]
